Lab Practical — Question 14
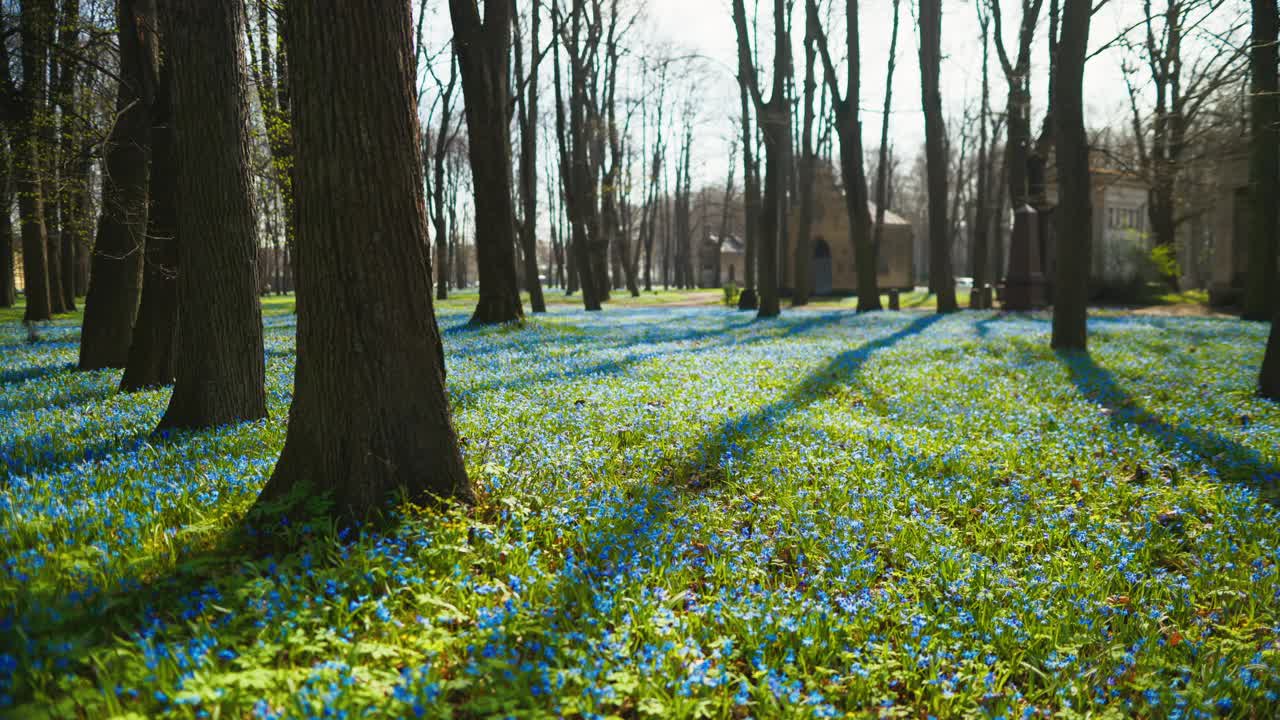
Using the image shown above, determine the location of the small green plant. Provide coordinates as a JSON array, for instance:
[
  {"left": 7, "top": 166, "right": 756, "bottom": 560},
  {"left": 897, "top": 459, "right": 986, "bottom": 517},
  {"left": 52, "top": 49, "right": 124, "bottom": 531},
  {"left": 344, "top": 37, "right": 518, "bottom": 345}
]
[
  {"left": 1149, "top": 244, "right": 1181, "bottom": 283},
  {"left": 722, "top": 281, "right": 740, "bottom": 306}
]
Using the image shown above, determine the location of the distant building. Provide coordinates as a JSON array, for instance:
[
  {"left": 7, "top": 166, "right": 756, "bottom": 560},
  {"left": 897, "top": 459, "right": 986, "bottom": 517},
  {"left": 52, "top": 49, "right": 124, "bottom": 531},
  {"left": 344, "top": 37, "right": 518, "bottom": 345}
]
[
  {"left": 698, "top": 234, "right": 745, "bottom": 288},
  {"left": 1209, "top": 152, "right": 1250, "bottom": 305},
  {"left": 782, "top": 164, "right": 915, "bottom": 294},
  {"left": 1040, "top": 160, "right": 1152, "bottom": 293}
]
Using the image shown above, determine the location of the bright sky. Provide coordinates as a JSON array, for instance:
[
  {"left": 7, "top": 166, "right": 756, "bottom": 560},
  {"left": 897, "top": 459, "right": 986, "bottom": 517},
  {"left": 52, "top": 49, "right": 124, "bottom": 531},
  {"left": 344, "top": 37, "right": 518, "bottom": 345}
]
[{"left": 639, "top": 0, "right": 1247, "bottom": 185}]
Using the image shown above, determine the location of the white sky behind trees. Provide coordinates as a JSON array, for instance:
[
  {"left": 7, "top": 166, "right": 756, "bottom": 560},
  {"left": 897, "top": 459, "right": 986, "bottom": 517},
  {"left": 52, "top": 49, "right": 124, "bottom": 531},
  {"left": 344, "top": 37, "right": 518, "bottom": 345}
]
[{"left": 418, "top": 0, "right": 1250, "bottom": 213}]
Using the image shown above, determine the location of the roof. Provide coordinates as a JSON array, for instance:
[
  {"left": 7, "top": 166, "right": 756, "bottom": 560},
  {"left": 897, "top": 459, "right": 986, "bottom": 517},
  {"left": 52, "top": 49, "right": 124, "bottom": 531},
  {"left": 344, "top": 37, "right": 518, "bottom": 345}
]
[
  {"left": 868, "top": 202, "right": 911, "bottom": 226},
  {"left": 707, "top": 234, "right": 745, "bottom": 253}
]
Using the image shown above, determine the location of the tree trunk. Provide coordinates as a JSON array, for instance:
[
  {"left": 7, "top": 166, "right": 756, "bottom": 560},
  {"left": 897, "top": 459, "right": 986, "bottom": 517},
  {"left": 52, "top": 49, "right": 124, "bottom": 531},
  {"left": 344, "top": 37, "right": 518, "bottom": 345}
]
[
  {"left": 971, "top": 5, "right": 991, "bottom": 309},
  {"left": 873, "top": 0, "right": 901, "bottom": 302},
  {"left": 0, "top": 133, "right": 15, "bottom": 308},
  {"left": 514, "top": 3, "right": 546, "bottom": 313},
  {"left": 1262, "top": 309, "right": 1280, "bottom": 399},
  {"left": 259, "top": 0, "right": 472, "bottom": 524},
  {"left": 1051, "top": 0, "right": 1092, "bottom": 350},
  {"left": 920, "top": 0, "right": 956, "bottom": 312},
  {"left": 121, "top": 61, "right": 178, "bottom": 392},
  {"left": 1245, "top": 0, "right": 1279, "bottom": 321},
  {"left": 449, "top": 0, "right": 523, "bottom": 325},
  {"left": 155, "top": 0, "right": 265, "bottom": 430},
  {"left": 16, "top": 0, "right": 54, "bottom": 323},
  {"left": 79, "top": 0, "right": 156, "bottom": 367},
  {"left": 793, "top": 13, "right": 817, "bottom": 307},
  {"left": 738, "top": 78, "right": 759, "bottom": 310}
]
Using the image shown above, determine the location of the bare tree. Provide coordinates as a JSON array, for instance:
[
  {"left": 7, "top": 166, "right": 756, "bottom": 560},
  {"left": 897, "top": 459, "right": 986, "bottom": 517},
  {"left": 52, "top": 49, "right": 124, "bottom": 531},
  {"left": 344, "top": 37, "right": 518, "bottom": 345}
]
[
  {"left": 922, "top": 0, "right": 958, "bottom": 312},
  {"left": 1123, "top": 0, "right": 1247, "bottom": 288},
  {"left": 873, "top": 0, "right": 902, "bottom": 304},
  {"left": 732, "top": 0, "right": 792, "bottom": 318},
  {"left": 513, "top": 0, "right": 548, "bottom": 312},
  {"left": 450, "top": 0, "right": 524, "bottom": 324}
]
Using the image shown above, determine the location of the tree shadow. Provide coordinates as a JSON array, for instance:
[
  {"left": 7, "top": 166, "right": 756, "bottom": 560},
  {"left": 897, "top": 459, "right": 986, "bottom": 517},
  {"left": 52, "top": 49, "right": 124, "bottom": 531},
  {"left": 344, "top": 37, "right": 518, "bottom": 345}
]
[
  {"left": 666, "top": 313, "right": 943, "bottom": 488},
  {"left": 1056, "top": 349, "right": 1279, "bottom": 506},
  {"left": 0, "top": 363, "right": 75, "bottom": 386}
]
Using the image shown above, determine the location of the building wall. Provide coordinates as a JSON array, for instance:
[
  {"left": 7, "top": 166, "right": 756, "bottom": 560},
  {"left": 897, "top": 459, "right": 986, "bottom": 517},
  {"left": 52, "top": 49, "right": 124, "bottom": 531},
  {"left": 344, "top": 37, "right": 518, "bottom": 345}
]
[{"left": 784, "top": 173, "right": 915, "bottom": 293}]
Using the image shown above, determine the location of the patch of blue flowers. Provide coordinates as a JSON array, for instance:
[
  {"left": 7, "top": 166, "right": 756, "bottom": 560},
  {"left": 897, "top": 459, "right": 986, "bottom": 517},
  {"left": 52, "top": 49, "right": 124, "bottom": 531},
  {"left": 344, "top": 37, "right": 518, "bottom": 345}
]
[{"left": 1, "top": 307, "right": 1277, "bottom": 718}]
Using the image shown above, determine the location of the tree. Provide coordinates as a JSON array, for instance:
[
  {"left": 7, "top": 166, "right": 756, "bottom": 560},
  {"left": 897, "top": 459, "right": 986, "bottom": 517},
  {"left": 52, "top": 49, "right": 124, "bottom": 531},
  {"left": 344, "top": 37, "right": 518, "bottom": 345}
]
[
  {"left": 0, "top": 132, "right": 15, "bottom": 308},
  {"left": 120, "top": 59, "right": 178, "bottom": 392},
  {"left": 731, "top": 0, "right": 792, "bottom": 319},
  {"left": 873, "top": 0, "right": 902, "bottom": 305},
  {"left": 513, "top": 1, "right": 548, "bottom": 312},
  {"left": 156, "top": 0, "right": 265, "bottom": 430},
  {"left": 425, "top": 51, "right": 460, "bottom": 301},
  {"left": 808, "top": 0, "right": 881, "bottom": 312},
  {"left": 792, "top": 0, "right": 819, "bottom": 307},
  {"left": 4, "top": 0, "right": 56, "bottom": 323},
  {"left": 257, "top": 0, "right": 472, "bottom": 523},
  {"left": 1245, "top": 0, "right": 1278, "bottom": 320},
  {"left": 971, "top": 2, "right": 993, "bottom": 308},
  {"left": 1123, "top": 0, "right": 1246, "bottom": 289},
  {"left": 51, "top": 0, "right": 85, "bottom": 312},
  {"left": 78, "top": 0, "right": 157, "bottom": 368},
  {"left": 1051, "top": 0, "right": 1092, "bottom": 350},
  {"left": 987, "top": 0, "right": 1046, "bottom": 210},
  {"left": 449, "top": 0, "right": 524, "bottom": 325},
  {"left": 921, "top": 0, "right": 958, "bottom": 312}
]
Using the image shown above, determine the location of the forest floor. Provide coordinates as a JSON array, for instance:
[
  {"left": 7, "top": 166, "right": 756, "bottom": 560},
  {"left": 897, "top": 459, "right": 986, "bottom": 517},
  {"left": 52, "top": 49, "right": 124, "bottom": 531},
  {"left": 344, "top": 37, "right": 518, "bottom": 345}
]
[{"left": 1, "top": 305, "right": 1278, "bottom": 718}]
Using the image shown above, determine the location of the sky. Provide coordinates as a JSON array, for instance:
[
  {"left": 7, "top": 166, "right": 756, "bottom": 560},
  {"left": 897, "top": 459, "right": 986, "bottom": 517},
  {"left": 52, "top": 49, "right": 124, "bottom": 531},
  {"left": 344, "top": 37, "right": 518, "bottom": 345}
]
[{"left": 635, "top": 0, "right": 1249, "bottom": 186}]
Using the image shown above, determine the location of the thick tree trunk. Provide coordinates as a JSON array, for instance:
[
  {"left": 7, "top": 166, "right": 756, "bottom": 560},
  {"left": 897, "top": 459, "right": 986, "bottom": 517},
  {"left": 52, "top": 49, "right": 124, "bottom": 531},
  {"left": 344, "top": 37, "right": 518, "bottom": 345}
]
[
  {"left": 121, "top": 63, "right": 178, "bottom": 392},
  {"left": 16, "top": 0, "right": 54, "bottom": 323},
  {"left": 1245, "top": 0, "right": 1279, "bottom": 321},
  {"left": 79, "top": 0, "right": 156, "bottom": 367},
  {"left": 738, "top": 82, "right": 759, "bottom": 310},
  {"left": 449, "top": 0, "right": 523, "bottom": 325},
  {"left": 259, "top": 0, "right": 472, "bottom": 524},
  {"left": 920, "top": 0, "right": 957, "bottom": 312},
  {"left": 156, "top": 0, "right": 265, "bottom": 430},
  {"left": 1051, "top": 0, "right": 1091, "bottom": 350},
  {"left": 1263, "top": 309, "right": 1280, "bottom": 399},
  {"left": 0, "top": 134, "right": 15, "bottom": 308}
]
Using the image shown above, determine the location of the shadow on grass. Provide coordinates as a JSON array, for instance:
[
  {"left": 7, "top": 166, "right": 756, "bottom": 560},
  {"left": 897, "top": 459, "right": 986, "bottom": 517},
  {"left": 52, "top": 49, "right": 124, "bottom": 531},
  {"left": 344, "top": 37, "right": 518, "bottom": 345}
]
[
  {"left": 1056, "top": 349, "right": 1279, "bottom": 506},
  {"left": 666, "top": 313, "right": 942, "bottom": 487}
]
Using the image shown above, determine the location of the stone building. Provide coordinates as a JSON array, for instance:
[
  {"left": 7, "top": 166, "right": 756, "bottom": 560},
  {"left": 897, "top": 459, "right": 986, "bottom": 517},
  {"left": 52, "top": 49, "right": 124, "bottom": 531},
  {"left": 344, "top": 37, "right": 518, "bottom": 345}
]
[
  {"left": 1039, "top": 162, "right": 1153, "bottom": 293},
  {"left": 1208, "top": 152, "right": 1251, "bottom": 305},
  {"left": 782, "top": 165, "right": 915, "bottom": 294},
  {"left": 698, "top": 234, "right": 746, "bottom": 288}
]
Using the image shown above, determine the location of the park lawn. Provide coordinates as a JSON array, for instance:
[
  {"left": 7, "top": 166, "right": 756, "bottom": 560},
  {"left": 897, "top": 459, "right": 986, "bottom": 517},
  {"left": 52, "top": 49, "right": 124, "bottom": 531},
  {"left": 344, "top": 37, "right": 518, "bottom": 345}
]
[{"left": 1, "top": 306, "right": 1278, "bottom": 718}]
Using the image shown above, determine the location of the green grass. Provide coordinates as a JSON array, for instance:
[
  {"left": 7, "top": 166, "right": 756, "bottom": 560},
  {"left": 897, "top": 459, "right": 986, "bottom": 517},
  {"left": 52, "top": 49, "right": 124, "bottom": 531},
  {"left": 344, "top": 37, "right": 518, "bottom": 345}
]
[{"left": 1, "top": 304, "right": 1278, "bottom": 718}]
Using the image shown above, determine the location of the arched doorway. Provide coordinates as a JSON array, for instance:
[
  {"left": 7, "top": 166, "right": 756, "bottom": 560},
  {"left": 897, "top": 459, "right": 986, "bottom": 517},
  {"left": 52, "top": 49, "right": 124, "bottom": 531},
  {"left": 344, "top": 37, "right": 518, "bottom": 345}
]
[{"left": 812, "top": 237, "right": 833, "bottom": 295}]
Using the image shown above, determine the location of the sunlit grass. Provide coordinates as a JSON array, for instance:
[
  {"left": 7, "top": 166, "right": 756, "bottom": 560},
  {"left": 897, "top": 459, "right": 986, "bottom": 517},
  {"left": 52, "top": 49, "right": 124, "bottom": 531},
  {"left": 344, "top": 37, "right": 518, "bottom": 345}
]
[{"left": 1, "top": 305, "right": 1277, "bottom": 718}]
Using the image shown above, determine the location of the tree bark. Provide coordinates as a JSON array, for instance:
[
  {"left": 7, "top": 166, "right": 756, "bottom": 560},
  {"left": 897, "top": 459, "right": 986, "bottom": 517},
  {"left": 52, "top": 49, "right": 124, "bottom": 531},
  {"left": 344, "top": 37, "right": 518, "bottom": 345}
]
[
  {"left": 429, "top": 53, "right": 458, "bottom": 301},
  {"left": 155, "top": 0, "right": 265, "bottom": 430},
  {"left": 514, "top": 3, "right": 547, "bottom": 312},
  {"left": 1051, "top": 0, "right": 1092, "bottom": 350},
  {"left": 1245, "top": 0, "right": 1279, "bottom": 320},
  {"left": 0, "top": 132, "right": 15, "bottom": 308},
  {"left": 792, "top": 8, "right": 818, "bottom": 306},
  {"left": 972, "top": 3, "right": 992, "bottom": 308},
  {"left": 1263, "top": 308, "right": 1280, "bottom": 399},
  {"left": 731, "top": 0, "right": 790, "bottom": 319},
  {"left": 737, "top": 77, "right": 759, "bottom": 310},
  {"left": 874, "top": 0, "right": 901, "bottom": 301},
  {"left": 15, "top": 0, "right": 54, "bottom": 323},
  {"left": 121, "top": 60, "right": 178, "bottom": 392},
  {"left": 259, "top": 0, "right": 472, "bottom": 524},
  {"left": 449, "top": 0, "right": 524, "bottom": 325},
  {"left": 79, "top": 0, "right": 156, "bottom": 366},
  {"left": 921, "top": 0, "right": 957, "bottom": 312}
]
